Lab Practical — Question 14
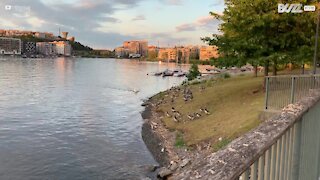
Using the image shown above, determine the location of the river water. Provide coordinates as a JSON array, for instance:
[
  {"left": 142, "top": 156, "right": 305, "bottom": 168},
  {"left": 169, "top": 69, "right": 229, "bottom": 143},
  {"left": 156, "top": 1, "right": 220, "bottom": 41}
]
[{"left": 0, "top": 58, "right": 188, "bottom": 180}]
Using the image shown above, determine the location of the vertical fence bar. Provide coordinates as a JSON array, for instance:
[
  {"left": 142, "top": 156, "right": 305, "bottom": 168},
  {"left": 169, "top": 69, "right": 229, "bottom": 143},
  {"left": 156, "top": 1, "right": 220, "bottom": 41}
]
[
  {"left": 270, "top": 143, "right": 277, "bottom": 180},
  {"left": 265, "top": 77, "right": 270, "bottom": 110},
  {"left": 240, "top": 169, "right": 249, "bottom": 180},
  {"left": 291, "top": 121, "right": 302, "bottom": 180},
  {"left": 290, "top": 76, "right": 296, "bottom": 104},
  {"left": 264, "top": 149, "right": 271, "bottom": 180},
  {"left": 279, "top": 134, "right": 286, "bottom": 180},
  {"left": 250, "top": 161, "right": 258, "bottom": 180},
  {"left": 275, "top": 139, "right": 282, "bottom": 180},
  {"left": 258, "top": 155, "right": 265, "bottom": 180}
]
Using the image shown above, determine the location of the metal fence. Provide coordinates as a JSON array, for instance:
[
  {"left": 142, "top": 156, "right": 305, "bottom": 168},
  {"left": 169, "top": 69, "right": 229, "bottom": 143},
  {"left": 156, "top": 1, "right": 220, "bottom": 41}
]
[
  {"left": 239, "top": 100, "right": 320, "bottom": 180},
  {"left": 265, "top": 75, "right": 320, "bottom": 110}
]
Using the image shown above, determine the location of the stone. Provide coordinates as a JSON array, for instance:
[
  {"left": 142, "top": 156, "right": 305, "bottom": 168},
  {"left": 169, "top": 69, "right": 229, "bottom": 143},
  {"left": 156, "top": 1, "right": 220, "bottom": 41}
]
[
  {"left": 169, "top": 161, "right": 179, "bottom": 171},
  {"left": 158, "top": 167, "right": 172, "bottom": 178},
  {"left": 143, "top": 164, "right": 159, "bottom": 172},
  {"left": 180, "top": 158, "right": 191, "bottom": 168}
]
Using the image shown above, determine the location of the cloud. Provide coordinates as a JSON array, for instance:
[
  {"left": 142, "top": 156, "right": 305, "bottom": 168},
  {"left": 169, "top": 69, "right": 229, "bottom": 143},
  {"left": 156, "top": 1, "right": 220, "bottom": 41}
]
[
  {"left": 176, "top": 15, "right": 221, "bottom": 32},
  {"left": 176, "top": 24, "right": 196, "bottom": 32},
  {"left": 132, "top": 15, "right": 146, "bottom": 21},
  {"left": 0, "top": 0, "right": 144, "bottom": 48}
]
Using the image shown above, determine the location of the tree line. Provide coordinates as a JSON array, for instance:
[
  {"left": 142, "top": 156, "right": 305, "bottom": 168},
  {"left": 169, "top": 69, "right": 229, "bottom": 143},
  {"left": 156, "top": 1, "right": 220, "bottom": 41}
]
[{"left": 203, "top": 0, "right": 318, "bottom": 77}]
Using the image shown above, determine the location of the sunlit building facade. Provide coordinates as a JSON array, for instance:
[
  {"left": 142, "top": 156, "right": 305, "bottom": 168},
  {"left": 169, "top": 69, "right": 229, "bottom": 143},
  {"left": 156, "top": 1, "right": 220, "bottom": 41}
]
[{"left": 199, "top": 46, "right": 219, "bottom": 61}]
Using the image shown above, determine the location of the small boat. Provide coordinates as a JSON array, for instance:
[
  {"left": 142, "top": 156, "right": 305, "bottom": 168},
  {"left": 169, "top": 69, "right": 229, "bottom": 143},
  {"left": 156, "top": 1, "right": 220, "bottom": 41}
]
[
  {"left": 174, "top": 71, "right": 186, "bottom": 77},
  {"left": 154, "top": 72, "right": 163, "bottom": 76},
  {"left": 162, "top": 69, "right": 174, "bottom": 77}
]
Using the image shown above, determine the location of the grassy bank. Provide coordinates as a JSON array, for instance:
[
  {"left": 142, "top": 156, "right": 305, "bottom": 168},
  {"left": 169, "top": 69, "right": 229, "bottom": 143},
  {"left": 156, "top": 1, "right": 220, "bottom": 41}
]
[{"left": 153, "top": 75, "right": 265, "bottom": 149}]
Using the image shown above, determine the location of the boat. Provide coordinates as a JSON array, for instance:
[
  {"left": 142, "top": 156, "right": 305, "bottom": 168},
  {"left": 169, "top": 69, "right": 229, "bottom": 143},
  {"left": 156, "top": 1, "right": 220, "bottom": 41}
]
[
  {"left": 174, "top": 70, "right": 186, "bottom": 77},
  {"left": 162, "top": 69, "right": 174, "bottom": 77},
  {"left": 154, "top": 72, "right": 163, "bottom": 76}
]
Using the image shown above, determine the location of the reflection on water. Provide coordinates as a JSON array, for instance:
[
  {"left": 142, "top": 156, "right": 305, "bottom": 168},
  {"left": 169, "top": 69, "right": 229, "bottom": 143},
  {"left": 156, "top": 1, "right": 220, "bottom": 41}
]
[{"left": 0, "top": 58, "right": 188, "bottom": 179}]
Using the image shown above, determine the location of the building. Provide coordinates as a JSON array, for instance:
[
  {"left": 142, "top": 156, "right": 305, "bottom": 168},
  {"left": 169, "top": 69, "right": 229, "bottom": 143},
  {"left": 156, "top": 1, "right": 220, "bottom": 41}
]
[
  {"left": 0, "top": 37, "right": 21, "bottom": 55},
  {"left": 36, "top": 42, "right": 56, "bottom": 56},
  {"left": 199, "top": 46, "right": 219, "bottom": 61},
  {"left": 21, "top": 42, "right": 36, "bottom": 55},
  {"left": 123, "top": 40, "right": 148, "bottom": 57},
  {"left": 51, "top": 41, "right": 72, "bottom": 56},
  {"left": 34, "top": 32, "right": 46, "bottom": 39},
  {"left": 115, "top": 47, "right": 127, "bottom": 57},
  {"left": 147, "top": 46, "right": 159, "bottom": 59},
  {"left": 61, "top": 32, "right": 68, "bottom": 39}
]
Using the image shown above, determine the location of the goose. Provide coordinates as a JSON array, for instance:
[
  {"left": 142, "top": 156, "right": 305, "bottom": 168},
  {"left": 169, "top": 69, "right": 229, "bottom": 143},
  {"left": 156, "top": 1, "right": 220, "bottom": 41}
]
[{"left": 204, "top": 109, "right": 210, "bottom": 115}]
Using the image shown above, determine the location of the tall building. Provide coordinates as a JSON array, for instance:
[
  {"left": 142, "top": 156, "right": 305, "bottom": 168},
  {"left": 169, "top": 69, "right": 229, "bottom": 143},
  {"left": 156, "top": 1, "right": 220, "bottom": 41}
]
[
  {"left": 199, "top": 46, "right": 219, "bottom": 61},
  {"left": 0, "top": 37, "right": 21, "bottom": 55}
]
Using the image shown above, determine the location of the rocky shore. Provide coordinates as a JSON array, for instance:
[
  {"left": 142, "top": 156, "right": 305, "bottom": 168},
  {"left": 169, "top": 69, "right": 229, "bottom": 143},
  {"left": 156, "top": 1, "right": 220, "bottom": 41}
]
[{"left": 141, "top": 92, "right": 211, "bottom": 179}]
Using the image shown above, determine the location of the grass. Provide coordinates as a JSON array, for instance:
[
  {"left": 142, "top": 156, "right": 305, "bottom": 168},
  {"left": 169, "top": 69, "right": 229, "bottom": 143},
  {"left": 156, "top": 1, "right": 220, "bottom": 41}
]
[
  {"left": 175, "top": 131, "right": 186, "bottom": 148},
  {"left": 212, "top": 138, "right": 232, "bottom": 152},
  {"left": 156, "top": 74, "right": 265, "bottom": 148}
]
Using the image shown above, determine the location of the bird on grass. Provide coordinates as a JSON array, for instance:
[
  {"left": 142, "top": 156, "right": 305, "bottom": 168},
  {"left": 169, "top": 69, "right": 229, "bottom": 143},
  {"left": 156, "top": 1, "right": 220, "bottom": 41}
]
[
  {"left": 204, "top": 109, "right": 210, "bottom": 115},
  {"left": 171, "top": 107, "right": 176, "bottom": 113},
  {"left": 187, "top": 114, "right": 195, "bottom": 120},
  {"left": 166, "top": 111, "right": 171, "bottom": 118},
  {"left": 195, "top": 113, "right": 202, "bottom": 118},
  {"left": 173, "top": 116, "right": 179, "bottom": 122}
]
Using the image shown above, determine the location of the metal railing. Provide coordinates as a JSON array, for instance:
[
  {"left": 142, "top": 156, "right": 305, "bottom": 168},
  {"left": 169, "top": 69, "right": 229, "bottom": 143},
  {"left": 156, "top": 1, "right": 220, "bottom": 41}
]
[
  {"left": 239, "top": 99, "right": 320, "bottom": 180},
  {"left": 265, "top": 75, "right": 320, "bottom": 110}
]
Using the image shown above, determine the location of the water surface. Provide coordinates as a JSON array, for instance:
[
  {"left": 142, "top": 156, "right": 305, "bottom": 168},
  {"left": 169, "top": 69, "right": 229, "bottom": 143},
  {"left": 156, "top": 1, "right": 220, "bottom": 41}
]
[{"left": 0, "top": 58, "right": 188, "bottom": 179}]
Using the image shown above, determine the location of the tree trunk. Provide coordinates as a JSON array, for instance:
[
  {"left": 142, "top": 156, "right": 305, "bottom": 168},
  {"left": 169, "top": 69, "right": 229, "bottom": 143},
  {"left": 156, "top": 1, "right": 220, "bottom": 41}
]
[
  {"left": 273, "top": 60, "right": 277, "bottom": 76},
  {"left": 301, "top": 64, "right": 305, "bottom": 74},
  {"left": 254, "top": 65, "right": 258, "bottom": 77}
]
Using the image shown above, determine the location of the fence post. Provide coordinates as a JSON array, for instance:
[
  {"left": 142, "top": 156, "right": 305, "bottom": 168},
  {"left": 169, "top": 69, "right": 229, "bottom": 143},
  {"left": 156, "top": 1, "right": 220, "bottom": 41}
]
[
  {"left": 290, "top": 77, "right": 296, "bottom": 104},
  {"left": 265, "top": 77, "right": 270, "bottom": 110}
]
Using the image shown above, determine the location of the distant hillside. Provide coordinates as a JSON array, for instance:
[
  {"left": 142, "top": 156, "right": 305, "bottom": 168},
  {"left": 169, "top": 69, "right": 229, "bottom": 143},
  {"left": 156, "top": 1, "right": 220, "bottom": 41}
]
[{"left": 69, "top": 41, "right": 93, "bottom": 51}]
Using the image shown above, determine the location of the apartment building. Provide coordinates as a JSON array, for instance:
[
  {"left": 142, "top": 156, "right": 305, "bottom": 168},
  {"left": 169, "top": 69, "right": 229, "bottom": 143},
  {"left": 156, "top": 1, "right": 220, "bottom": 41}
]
[{"left": 0, "top": 37, "right": 21, "bottom": 55}]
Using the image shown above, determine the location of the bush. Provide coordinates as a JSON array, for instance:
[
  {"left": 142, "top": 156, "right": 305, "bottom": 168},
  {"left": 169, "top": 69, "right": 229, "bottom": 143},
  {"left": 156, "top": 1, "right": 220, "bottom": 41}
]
[
  {"left": 220, "top": 73, "right": 231, "bottom": 79},
  {"left": 187, "top": 63, "right": 201, "bottom": 81}
]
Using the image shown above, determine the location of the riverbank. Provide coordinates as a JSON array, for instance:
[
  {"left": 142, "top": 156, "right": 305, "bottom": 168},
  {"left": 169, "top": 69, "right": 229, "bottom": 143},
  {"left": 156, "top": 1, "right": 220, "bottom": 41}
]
[{"left": 141, "top": 74, "right": 265, "bottom": 179}]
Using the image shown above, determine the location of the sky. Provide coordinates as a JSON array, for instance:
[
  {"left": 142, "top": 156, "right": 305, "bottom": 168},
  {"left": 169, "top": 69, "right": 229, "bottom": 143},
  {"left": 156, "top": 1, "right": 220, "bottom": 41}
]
[{"left": 0, "top": 0, "right": 225, "bottom": 49}]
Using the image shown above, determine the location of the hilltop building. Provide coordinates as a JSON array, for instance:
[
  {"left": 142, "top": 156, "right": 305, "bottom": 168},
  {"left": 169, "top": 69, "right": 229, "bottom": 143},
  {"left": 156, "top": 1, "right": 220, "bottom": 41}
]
[{"left": 0, "top": 37, "right": 21, "bottom": 55}]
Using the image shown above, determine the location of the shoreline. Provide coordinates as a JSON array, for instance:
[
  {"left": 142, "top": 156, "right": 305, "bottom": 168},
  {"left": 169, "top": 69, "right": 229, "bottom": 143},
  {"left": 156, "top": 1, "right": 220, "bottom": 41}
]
[{"left": 140, "top": 88, "right": 212, "bottom": 179}]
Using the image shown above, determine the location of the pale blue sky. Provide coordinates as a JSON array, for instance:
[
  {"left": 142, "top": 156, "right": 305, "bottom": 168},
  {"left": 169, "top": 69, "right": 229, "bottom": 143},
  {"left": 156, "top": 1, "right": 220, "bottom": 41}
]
[{"left": 0, "top": 0, "right": 224, "bottom": 49}]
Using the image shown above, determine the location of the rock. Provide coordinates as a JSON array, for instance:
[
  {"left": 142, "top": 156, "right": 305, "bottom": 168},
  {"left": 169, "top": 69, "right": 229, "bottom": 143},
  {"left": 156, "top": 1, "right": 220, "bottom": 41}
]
[
  {"left": 218, "top": 137, "right": 223, "bottom": 141},
  {"left": 158, "top": 167, "right": 172, "bottom": 178},
  {"left": 180, "top": 158, "right": 191, "bottom": 168},
  {"left": 169, "top": 161, "right": 178, "bottom": 171},
  {"left": 143, "top": 164, "right": 159, "bottom": 172}
]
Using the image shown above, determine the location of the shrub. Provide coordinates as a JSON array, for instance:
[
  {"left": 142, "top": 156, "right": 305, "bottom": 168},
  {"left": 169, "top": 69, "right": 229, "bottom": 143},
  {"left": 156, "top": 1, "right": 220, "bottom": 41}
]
[{"left": 187, "top": 63, "right": 201, "bottom": 81}]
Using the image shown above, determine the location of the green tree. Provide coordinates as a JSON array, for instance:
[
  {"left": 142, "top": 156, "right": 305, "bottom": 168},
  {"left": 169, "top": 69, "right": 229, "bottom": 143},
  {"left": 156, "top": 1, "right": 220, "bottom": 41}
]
[
  {"left": 187, "top": 63, "right": 201, "bottom": 81},
  {"left": 203, "top": 0, "right": 317, "bottom": 77}
]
